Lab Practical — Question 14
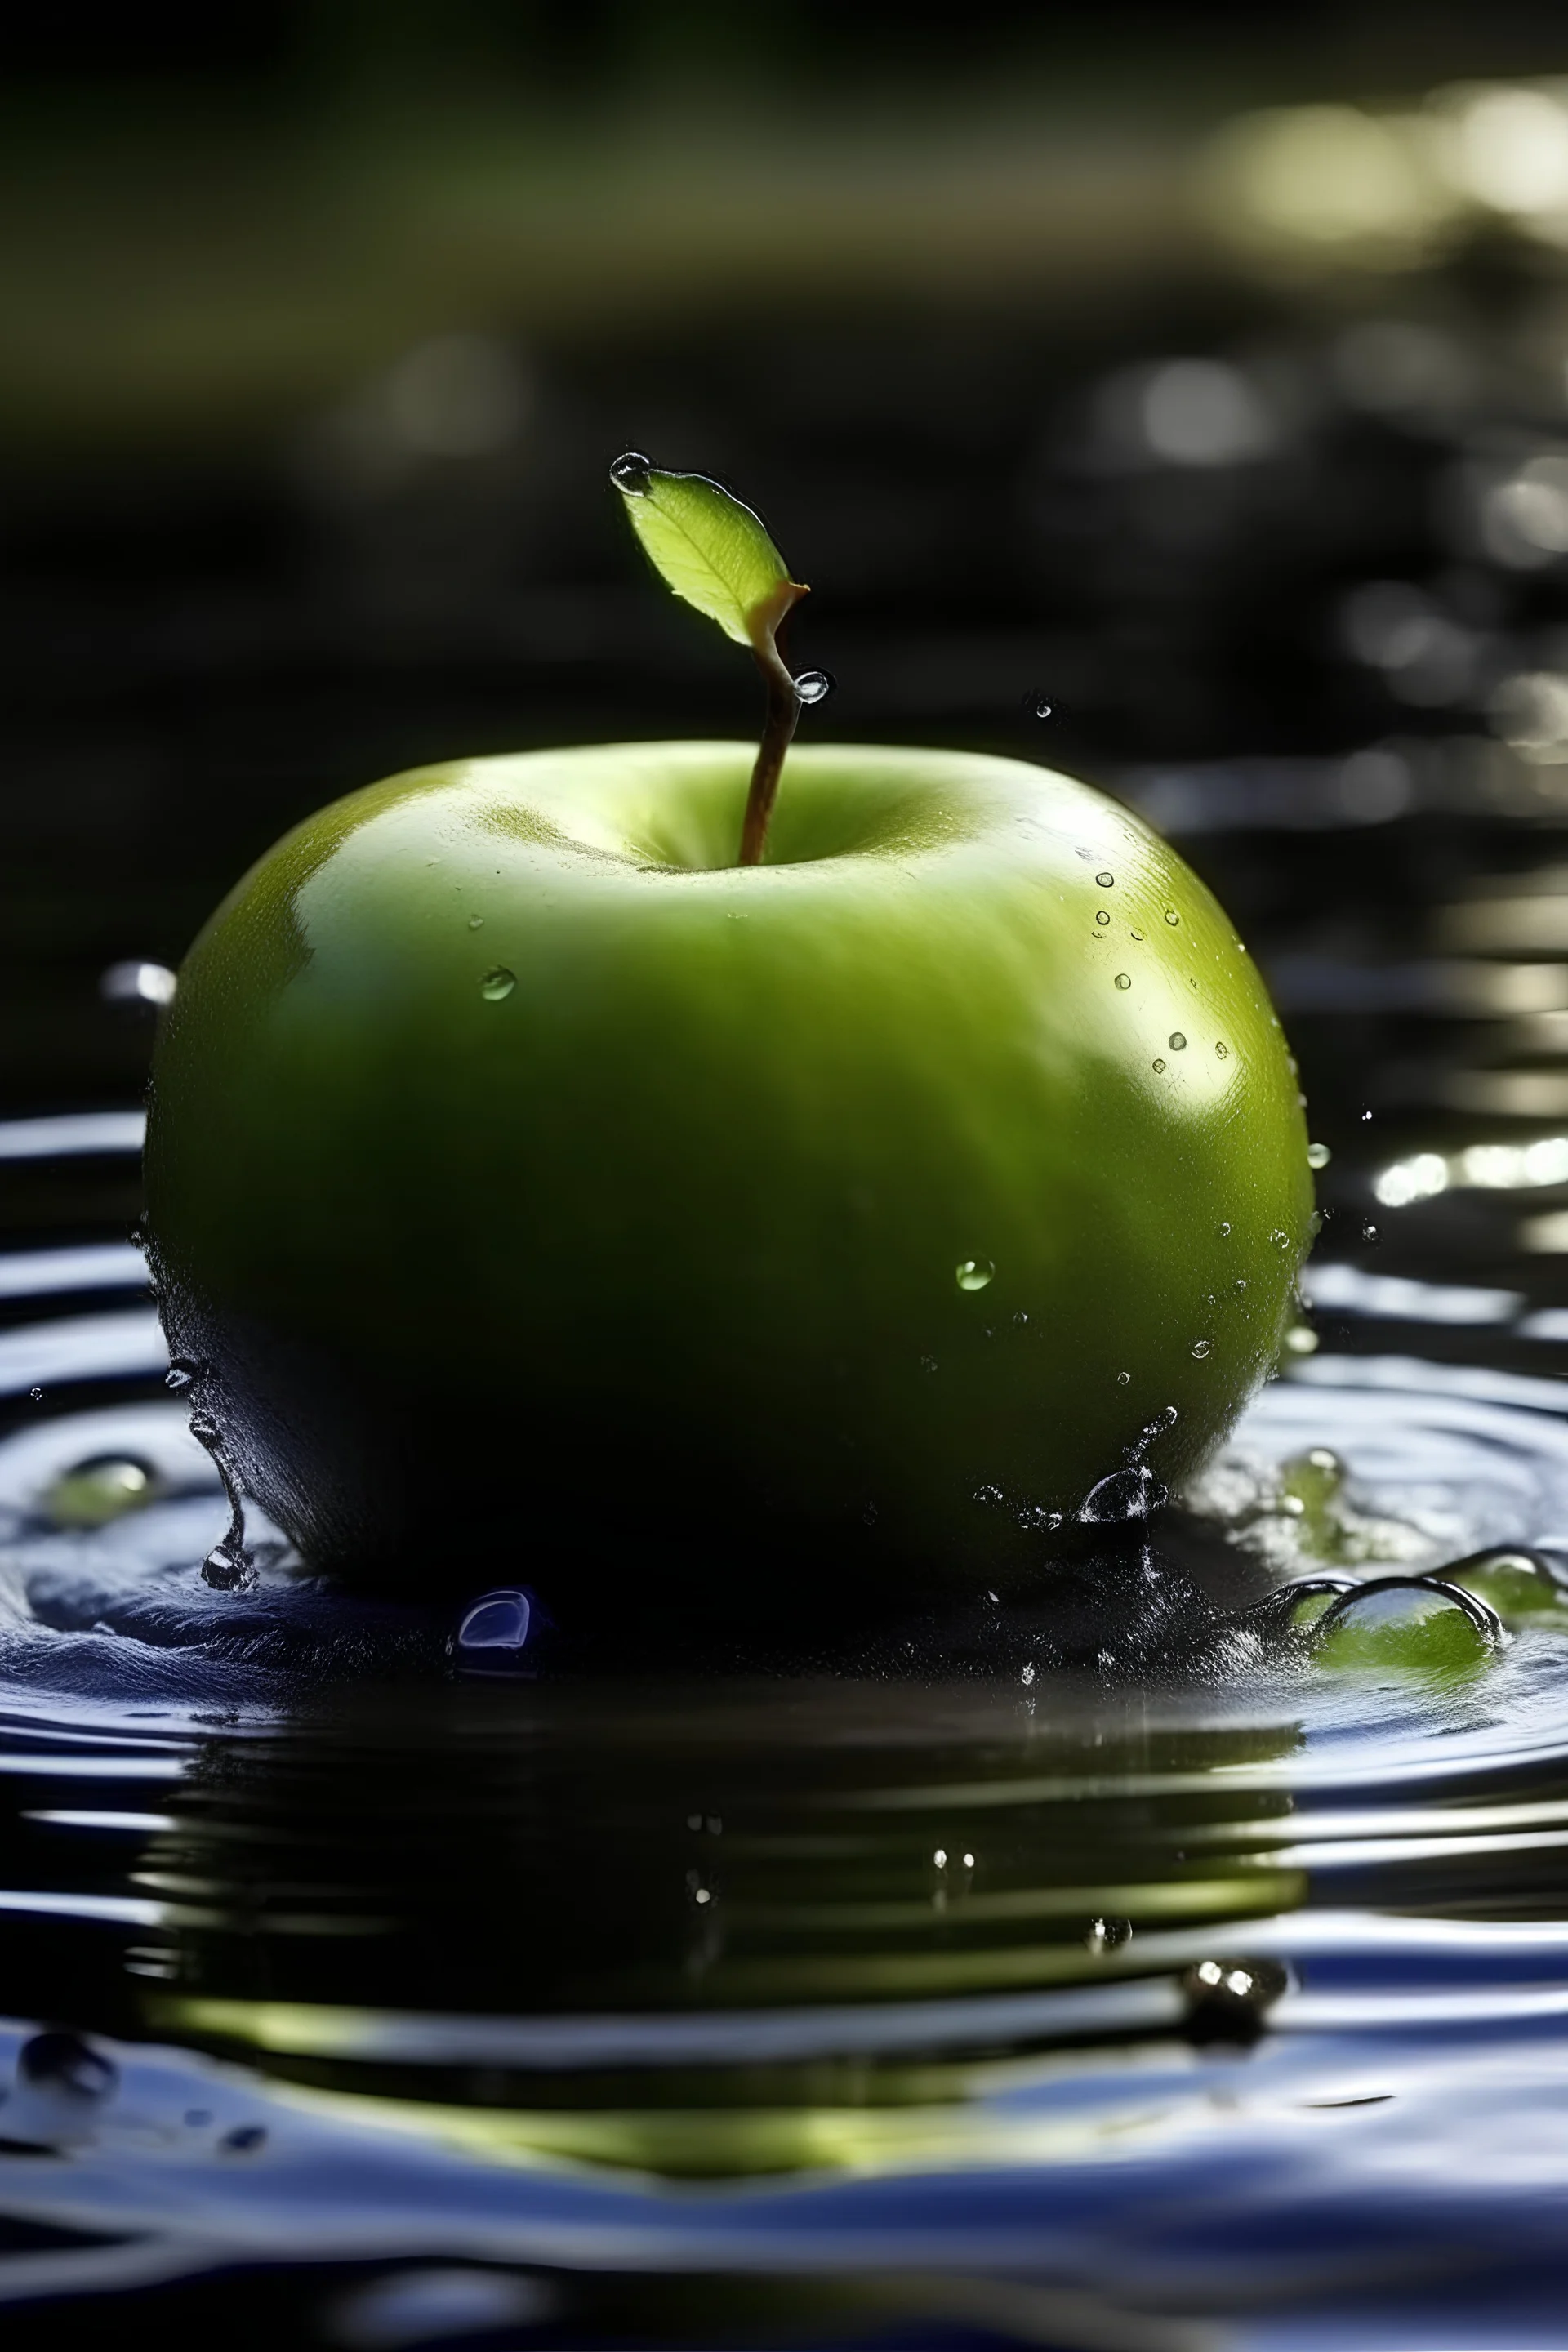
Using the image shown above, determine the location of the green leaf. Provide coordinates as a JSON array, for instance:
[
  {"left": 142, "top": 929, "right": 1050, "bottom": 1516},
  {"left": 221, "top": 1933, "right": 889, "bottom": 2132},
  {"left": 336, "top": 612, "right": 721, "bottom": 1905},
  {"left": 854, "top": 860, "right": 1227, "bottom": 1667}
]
[{"left": 611, "top": 453, "right": 804, "bottom": 649}]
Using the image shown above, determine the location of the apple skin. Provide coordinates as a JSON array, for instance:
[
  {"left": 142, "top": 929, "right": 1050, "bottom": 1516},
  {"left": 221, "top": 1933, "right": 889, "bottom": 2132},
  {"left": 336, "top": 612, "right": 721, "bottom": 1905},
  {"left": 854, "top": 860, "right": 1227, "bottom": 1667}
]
[{"left": 144, "top": 742, "right": 1312, "bottom": 1606}]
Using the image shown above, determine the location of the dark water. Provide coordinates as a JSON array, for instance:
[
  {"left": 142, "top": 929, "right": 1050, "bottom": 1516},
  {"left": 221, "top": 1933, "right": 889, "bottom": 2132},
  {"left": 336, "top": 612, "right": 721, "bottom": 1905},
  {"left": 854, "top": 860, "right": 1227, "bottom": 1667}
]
[{"left": 10, "top": 259, "right": 1568, "bottom": 2343}]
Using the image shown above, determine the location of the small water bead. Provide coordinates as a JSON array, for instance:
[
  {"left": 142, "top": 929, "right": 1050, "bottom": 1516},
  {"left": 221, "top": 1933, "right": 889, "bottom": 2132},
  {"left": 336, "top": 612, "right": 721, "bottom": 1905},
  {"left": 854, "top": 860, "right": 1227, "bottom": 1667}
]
[
  {"left": 202, "top": 1542, "right": 252, "bottom": 1592},
  {"left": 1270, "top": 1229, "right": 1290, "bottom": 1251},
  {"left": 1095, "top": 910, "right": 1111, "bottom": 927},
  {"left": 48, "top": 1456, "right": 156, "bottom": 1530},
  {"left": 1215, "top": 1042, "right": 1228, "bottom": 1058},
  {"left": 609, "top": 451, "right": 652, "bottom": 495},
  {"left": 1218, "top": 1221, "right": 1231, "bottom": 1237},
  {"left": 1080, "top": 1464, "right": 1166, "bottom": 1523},
  {"left": 1116, "top": 1369, "right": 1131, "bottom": 1385},
  {"left": 1439, "top": 1548, "right": 1568, "bottom": 1621},
  {"left": 1307, "top": 1142, "right": 1332, "bottom": 1169},
  {"left": 1285, "top": 1325, "right": 1319, "bottom": 1354},
  {"left": 1165, "top": 909, "right": 1180, "bottom": 926},
  {"left": 1096, "top": 871, "right": 1115, "bottom": 889},
  {"left": 1152, "top": 1058, "right": 1166, "bottom": 1073},
  {"left": 1191, "top": 1339, "right": 1212, "bottom": 1358},
  {"left": 956, "top": 1258, "right": 995, "bottom": 1291},
  {"left": 1182, "top": 1957, "right": 1288, "bottom": 2042},
  {"left": 1312, "top": 1576, "right": 1501, "bottom": 1676},
  {"left": 1169, "top": 1032, "right": 1187, "bottom": 1051},
  {"left": 467, "top": 914, "right": 484, "bottom": 931},
  {"left": 793, "top": 670, "right": 834, "bottom": 706},
  {"left": 454, "top": 1587, "right": 533, "bottom": 1669},
  {"left": 480, "top": 968, "right": 516, "bottom": 1001}
]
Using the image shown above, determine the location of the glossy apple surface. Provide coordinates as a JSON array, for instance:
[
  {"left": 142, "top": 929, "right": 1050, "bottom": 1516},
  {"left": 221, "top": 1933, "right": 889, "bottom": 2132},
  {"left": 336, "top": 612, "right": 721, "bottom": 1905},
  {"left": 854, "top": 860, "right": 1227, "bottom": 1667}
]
[{"left": 145, "top": 742, "right": 1312, "bottom": 1604}]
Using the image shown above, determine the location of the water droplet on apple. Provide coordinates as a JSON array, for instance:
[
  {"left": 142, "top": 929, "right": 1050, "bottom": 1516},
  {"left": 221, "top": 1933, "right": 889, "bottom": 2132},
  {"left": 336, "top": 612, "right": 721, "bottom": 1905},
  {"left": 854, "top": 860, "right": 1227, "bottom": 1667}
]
[
  {"left": 1165, "top": 909, "right": 1180, "bottom": 926},
  {"left": 480, "top": 968, "right": 516, "bottom": 1001},
  {"left": 793, "top": 670, "right": 834, "bottom": 706},
  {"left": 1080, "top": 1465, "right": 1165, "bottom": 1522},
  {"left": 1152, "top": 1058, "right": 1166, "bottom": 1073},
  {"left": 610, "top": 451, "right": 651, "bottom": 495},
  {"left": 1095, "top": 910, "right": 1111, "bottom": 927},
  {"left": 455, "top": 1587, "right": 533, "bottom": 1667},
  {"left": 1169, "top": 1032, "right": 1187, "bottom": 1051},
  {"left": 1218, "top": 1220, "right": 1232, "bottom": 1236},
  {"left": 467, "top": 915, "right": 484, "bottom": 931},
  {"left": 956, "top": 1258, "right": 995, "bottom": 1291},
  {"left": 1192, "top": 1339, "right": 1212, "bottom": 1358},
  {"left": 1114, "top": 973, "right": 1131, "bottom": 990},
  {"left": 1096, "top": 871, "right": 1115, "bottom": 888},
  {"left": 1307, "top": 1142, "right": 1331, "bottom": 1169}
]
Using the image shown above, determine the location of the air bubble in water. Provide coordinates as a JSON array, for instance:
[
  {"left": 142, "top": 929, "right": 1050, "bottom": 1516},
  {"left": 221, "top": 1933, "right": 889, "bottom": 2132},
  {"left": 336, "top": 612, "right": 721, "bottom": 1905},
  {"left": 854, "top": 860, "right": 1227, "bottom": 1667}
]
[
  {"left": 610, "top": 451, "right": 651, "bottom": 495},
  {"left": 480, "top": 968, "right": 516, "bottom": 1001},
  {"left": 793, "top": 670, "right": 834, "bottom": 706},
  {"left": 1307, "top": 1142, "right": 1331, "bottom": 1169},
  {"left": 1169, "top": 1032, "right": 1187, "bottom": 1051},
  {"left": 956, "top": 1258, "right": 995, "bottom": 1291}
]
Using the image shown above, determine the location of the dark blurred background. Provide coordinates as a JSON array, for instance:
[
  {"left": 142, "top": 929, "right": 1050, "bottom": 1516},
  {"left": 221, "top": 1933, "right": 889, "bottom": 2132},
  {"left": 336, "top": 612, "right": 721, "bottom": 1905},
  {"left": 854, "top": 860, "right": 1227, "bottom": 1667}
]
[{"left": 11, "top": 2, "right": 1568, "bottom": 1296}]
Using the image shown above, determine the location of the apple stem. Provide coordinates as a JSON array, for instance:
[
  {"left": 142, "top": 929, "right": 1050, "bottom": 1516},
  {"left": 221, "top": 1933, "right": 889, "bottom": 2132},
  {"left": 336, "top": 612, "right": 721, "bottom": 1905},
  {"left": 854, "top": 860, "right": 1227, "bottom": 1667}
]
[{"left": 739, "top": 580, "right": 808, "bottom": 866}]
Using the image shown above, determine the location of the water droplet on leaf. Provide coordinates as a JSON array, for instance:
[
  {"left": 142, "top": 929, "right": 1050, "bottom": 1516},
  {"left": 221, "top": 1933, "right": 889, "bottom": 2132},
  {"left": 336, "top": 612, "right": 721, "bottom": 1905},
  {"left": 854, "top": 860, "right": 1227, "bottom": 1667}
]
[
  {"left": 956, "top": 1258, "right": 995, "bottom": 1291},
  {"left": 467, "top": 914, "right": 484, "bottom": 930},
  {"left": 1165, "top": 909, "right": 1180, "bottom": 926},
  {"left": 1115, "top": 973, "right": 1131, "bottom": 989},
  {"left": 1095, "top": 910, "right": 1111, "bottom": 926},
  {"left": 610, "top": 451, "right": 651, "bottom": 496},
  {"left": 480, "top": 968, "right": 516, "bottom": 1001}
]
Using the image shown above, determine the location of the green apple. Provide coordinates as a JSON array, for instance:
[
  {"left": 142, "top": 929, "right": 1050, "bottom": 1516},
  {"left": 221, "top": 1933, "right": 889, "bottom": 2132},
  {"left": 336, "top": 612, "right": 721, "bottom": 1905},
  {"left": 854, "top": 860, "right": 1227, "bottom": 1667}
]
[{"left": 145, "top": 737, "right": 1313, "bottom": 1603}]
